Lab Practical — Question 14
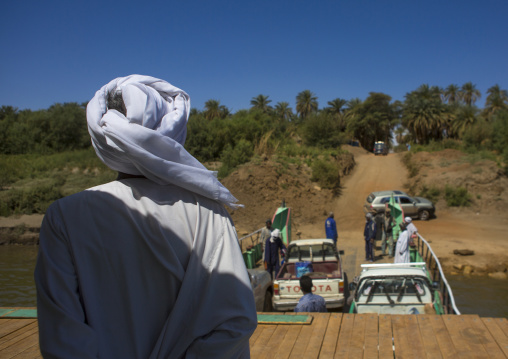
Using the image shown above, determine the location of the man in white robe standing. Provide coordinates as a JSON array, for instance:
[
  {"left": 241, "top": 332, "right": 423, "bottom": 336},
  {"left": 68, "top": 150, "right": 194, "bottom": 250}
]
[
  {"left": 404, "top": 216, "right": 418, "bottom": 246},
  {"left": 34, "top": 75, "right": 257, "bottom": 359},
  {"left": 394, "top": 223, "right": 410, "bottom": 263}
]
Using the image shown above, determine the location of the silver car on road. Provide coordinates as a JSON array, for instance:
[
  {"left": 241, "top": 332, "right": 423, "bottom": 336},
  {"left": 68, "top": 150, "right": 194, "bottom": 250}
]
[{"left": 363, "top": 190, "right": 435, "bottom": 220}]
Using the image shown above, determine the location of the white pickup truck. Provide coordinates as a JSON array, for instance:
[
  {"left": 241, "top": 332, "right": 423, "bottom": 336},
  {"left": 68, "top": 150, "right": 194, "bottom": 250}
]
[
  {"left": 348, "top": 263, "right": 439, "bottom": 315},
  {"left": 272, "top": 239, "right": 346, "bottom": 311}
]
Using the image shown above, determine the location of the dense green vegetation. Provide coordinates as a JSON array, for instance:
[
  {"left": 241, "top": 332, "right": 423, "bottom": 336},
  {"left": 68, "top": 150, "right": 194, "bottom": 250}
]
[{"left": 1, "top": 82, "right": 507, "bottom": 215}]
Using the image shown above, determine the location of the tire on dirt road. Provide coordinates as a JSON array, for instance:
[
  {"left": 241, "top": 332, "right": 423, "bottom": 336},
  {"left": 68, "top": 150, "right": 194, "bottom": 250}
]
[{"left": 418, "top": 209, "right": 430, "bottom": 221}]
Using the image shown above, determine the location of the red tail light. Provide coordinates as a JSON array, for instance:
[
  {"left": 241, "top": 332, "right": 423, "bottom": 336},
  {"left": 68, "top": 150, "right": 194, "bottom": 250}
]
[
  {"left": 274, "top": 283, "right": 279, "bottom": 296},
  {"left": 339, "top": 281, "right": 344, "bottom": 294}
]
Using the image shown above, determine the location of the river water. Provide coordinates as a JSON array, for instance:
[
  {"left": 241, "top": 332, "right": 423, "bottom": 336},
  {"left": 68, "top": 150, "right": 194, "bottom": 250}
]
[{"left": 1, "top": 246, "right": 507, "bottom": 318}]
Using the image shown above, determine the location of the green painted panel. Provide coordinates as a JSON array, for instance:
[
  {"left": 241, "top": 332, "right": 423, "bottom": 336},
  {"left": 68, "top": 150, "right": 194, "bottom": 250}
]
[
  {"left": 2, "top": 309, "right": 38, "bottom": 318},
  {"left": 257, "top": 314, "right": 311, "bottom": 324}
]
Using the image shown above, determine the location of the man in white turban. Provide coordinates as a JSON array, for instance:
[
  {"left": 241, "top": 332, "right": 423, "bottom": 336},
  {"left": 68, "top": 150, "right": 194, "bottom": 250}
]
[
  {"left": 404, "top": 216, "right": 418, "bottom": 246},
  {"left": 35, "top": 75, "right": 257, "bottom": 358}
]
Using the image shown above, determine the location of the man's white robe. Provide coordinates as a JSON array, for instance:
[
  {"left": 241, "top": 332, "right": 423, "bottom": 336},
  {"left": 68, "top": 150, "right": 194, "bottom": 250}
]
[
  {"left": 394, "top": 230, "right": 410, "bottom": 264},
  {"left": 35, "top": 178, "right": 257, "bottom": 358}
]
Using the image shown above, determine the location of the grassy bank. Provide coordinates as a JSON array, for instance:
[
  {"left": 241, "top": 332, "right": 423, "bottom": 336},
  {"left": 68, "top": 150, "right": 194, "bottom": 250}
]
[{"left": 0, "top": 149, "right": 116, "bottom": 216}]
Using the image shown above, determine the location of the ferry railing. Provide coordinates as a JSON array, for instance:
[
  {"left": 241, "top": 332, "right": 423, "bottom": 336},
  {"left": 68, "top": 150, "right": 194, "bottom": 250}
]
[
  {"left": 412, "top": 233, "right": 461, "bottom": 315},
  {"left": 238, "top": 228, "right": 262, "bottom": 251}
]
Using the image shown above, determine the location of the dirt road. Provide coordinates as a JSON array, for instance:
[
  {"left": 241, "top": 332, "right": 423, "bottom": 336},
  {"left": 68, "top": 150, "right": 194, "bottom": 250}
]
[{"left": 299, "top": 147, "right": 508, "bottom": 278}]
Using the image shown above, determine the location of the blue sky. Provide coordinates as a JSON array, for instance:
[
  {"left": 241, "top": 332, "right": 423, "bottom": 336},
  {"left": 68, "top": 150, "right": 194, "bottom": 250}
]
[{"left": 1, "top": 0, "right": 507, "bottom": 113}]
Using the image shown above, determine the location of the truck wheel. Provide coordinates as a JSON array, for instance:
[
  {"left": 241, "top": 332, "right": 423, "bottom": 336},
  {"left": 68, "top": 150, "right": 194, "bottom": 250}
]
[
  {"left": 418, "top": 210, "right": 430, "bottom": 221},
  {"left": 263, "top": 291, "right": 273, "bottom": 312}
]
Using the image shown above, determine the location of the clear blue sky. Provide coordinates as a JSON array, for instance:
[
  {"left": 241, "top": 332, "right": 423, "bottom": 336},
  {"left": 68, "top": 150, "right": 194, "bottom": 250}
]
[{"left": 1, "top": 0, "right": 507, "bottom": 113}]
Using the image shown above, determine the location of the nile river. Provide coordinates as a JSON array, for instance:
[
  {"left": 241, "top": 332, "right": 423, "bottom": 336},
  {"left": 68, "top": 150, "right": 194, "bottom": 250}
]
[{"left": 1, "top": 246, "right": 507, "bottom": 318}]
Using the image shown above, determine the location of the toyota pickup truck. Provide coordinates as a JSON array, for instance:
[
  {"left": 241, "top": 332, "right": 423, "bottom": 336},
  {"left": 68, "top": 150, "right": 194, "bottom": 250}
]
[
  {"left": 347, "top": 263, "right": 441, "bottom": 315},
  {"left": 272, "top": 239, "right": 346, "bottom": 311}
]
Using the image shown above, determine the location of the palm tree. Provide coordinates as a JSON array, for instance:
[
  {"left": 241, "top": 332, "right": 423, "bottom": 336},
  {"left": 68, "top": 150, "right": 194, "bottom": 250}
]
[
  {"left": 296, "top": 90, "right": 318, "bottom": 120},
  {"left": 460, "top": 82, "right": 481, "bottom": 106},
  {"left": 325, "top": 98, "right": 347, "bottom": 117},
  {"left": 402, "top": 86, "right": 451, "bottom": 143},
  {"left": 274, "top": 102, "right": 293, "bottom": 121},
  {"left": 204, "top": 99, "right": 221, "bottom": 121},
  {"left": 484, "top": 84, "right": 508, "bottom": 119},
  {"left": 250, "top": 94, "right": 272, "bottom": 113},
  {"left": 443, "top": 84, "right": 460, "bottom": 104},
  {"left": 450, "top": 105, "right": 478, "bottom": 137}
]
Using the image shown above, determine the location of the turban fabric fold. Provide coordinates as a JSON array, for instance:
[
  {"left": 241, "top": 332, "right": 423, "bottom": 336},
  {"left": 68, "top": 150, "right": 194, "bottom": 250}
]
[{"left": 87, "top": 75, "right": 241, "bottom": 208}]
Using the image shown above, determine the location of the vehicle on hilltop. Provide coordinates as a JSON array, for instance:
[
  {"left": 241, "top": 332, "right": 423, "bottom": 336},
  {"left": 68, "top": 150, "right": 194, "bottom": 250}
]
[{"left": 373, "top": 141, "right": 388, "bottom": 155}]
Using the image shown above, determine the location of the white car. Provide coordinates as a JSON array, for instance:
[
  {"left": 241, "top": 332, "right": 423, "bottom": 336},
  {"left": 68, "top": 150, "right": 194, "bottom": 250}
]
[{"left": 348, "top": 263, "right": 438, "bottom": 315}]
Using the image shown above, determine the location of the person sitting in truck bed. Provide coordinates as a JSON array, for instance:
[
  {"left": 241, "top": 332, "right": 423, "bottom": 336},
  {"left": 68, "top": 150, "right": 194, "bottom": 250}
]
[{"left": 294, "top": 276, "right": 327, "bottom": 313}]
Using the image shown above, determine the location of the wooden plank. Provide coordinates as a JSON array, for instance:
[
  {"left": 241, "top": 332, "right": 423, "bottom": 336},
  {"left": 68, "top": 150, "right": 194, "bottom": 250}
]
[
  {"left": 404, "top": 315, "right": 425, "bottom": 359},
  {"left": 392, "top": 315, "right": 412, "bottom": 358},
  {"left": 289, "top": 313, "right": 329, "bottom": 358},
  {"left": 363, "top": 314, "right": 379, "bottom": 359},
  {"left": 346, "top": 313, "right": 366, "bottom": 359},
  {"left": 12, "top": 341, "right": 42, "bottom": 359},
  {"left": 495, "top": 318, "right": 508, "bottom": 337},
  {"left": 273, "top": 323, "right": 302, "bottom": 359},
  {"left": 249, "top": 324, "right": 265, "bottom": 347},
  {"left": 319, "top": 313, "right": 342, "bottom": 358},
  {"left": 378, "top": 314, "right": 393, "bottom": 359},
  {"left": 428, "top": 316, "right": 458, "bottom": 358},
  {"left": 1, "top": 326, "right": 39, "bottom": 358},
  {"left": 334, "top": 313, "right": 354, "bottom": 359},
  {"left": 442, "top": 315, "right": 476, "bottom": 358},
  {"left": 416, "top": 315, "right": 443, "bottom": 359},
  {"left": 301, "top": 313, "right": 329, "bottom": 359},
  {"left": 464, "top": 316, "right": 505, "bottom": 359},
  {"left": 0, "top": 322, "right": 38, "bottom": 350},
  {"left": 250, "top": 325, "right": 277, "bottom": 359},
  {"left": 482, "top": 317, "right": 508, "bottom": 358},
  {"left": 259, "top": 324, "right": 290, "bottom": 359},
  {"left": 0, "top": 320, "right": 36, "bottom": 340}
]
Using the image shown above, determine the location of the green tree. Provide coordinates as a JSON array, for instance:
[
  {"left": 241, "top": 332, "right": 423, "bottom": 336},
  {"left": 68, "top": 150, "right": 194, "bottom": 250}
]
[
  {"left": 325, "top": 98, "right": 347, "bottom": 130},
  {"left": 443, "top": 84, "right": 460, "bottom": 104},
  {"left": 204, "top": 99, "right": 222, "bottom": 121},
  {"left": 345, "top": 93, "right": 397, "bottom": 150},
  {"left": 296, "top": 90, "right": 318, "bottom": 120},
  {"left": 402, "top": 85, "right": 452, "bottom": 143},
  {"left": 274, "top": 102, "right": 293, "bottom": 121},
  {"left": 460, "top": 82, "right": 481, "bottom": 106},
  {"left": 484, "top": 84, "right": 508, "bottom": 120},
  {"left": 250, "top": 94, "right": 272, "bottom": 113}
]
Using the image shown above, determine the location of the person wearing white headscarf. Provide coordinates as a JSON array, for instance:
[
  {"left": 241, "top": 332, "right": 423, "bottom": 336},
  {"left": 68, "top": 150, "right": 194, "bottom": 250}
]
[
  {"left": 35, "top": 75, "right": 256, "bottom": 359},
  {"left": 394, "top": 223, "right": 410, "bottom": 263},
  {"left": 404, "top": 216, "right": 418, "bottom": 246},
  {"left": 264, "top": 228, "right": 286, "bottom": 279}
]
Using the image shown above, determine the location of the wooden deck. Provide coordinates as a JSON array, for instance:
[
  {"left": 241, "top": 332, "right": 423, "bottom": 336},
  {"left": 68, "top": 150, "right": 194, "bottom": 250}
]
[
  {"left": 1, "top": 313, "right": 507, "bottom": 358},
  {"left": 251, "top": 313, "right": 508, "bottom": 359}
]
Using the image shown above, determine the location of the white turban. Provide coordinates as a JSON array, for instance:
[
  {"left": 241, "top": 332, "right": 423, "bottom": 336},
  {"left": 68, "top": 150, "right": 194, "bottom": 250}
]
[
  {"left": 87, "top": 75, "right": 241, "bottom": 208},
  {"left": 404, "top": 217, "right": 412, "bottom": 223}
]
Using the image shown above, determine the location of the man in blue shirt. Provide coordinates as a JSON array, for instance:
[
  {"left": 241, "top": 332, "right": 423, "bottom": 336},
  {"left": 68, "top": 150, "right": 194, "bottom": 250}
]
[
  {"left": 294, "top": 276, "right": 327, "bottom": 313},
  {"left": 325, "top": 212, "right": 338, "bottom": 245}
]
